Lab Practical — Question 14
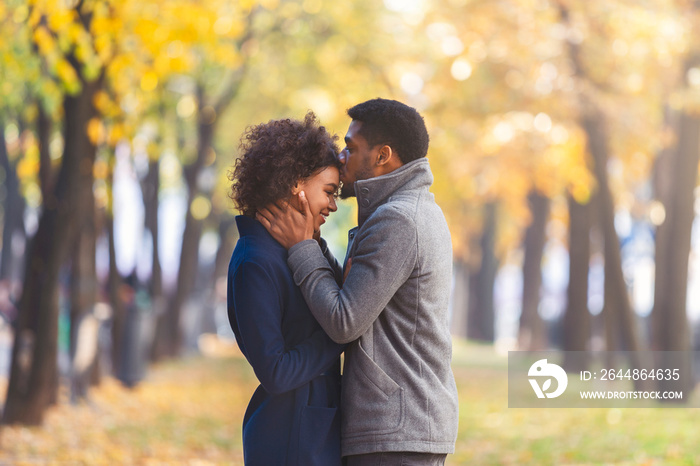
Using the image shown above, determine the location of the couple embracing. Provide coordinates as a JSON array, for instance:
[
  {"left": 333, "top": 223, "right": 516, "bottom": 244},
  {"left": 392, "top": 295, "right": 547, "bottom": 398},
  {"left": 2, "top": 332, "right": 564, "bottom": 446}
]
[{"left": 227, "top": 98, "right": 459, "bottom": 466}]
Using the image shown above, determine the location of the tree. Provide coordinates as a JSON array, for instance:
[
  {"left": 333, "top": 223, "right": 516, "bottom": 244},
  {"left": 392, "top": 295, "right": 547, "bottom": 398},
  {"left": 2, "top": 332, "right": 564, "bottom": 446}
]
[
  {"left": 150, "top": 5, "right": 258, "bottom": 359},
  {"left": 518, "top": 190, "right": 551, "bottom": 350},
  {"left": 562, "top": 194, "right": 592, "bottom": 371},
  {"left": 467, "top": 201, "right": 499, "bottom": 342},
  {"left": 651, "top": 3, "right": 700, "bottom": 394},
  {"left": 3, "top": 0, "right": 112, "bottom": 421},
  {"left": 3, "top": 0, "right": 237, "bottom": 423},
  {"left": 0, "top": 122, "right": 25, "bottom": 283}
]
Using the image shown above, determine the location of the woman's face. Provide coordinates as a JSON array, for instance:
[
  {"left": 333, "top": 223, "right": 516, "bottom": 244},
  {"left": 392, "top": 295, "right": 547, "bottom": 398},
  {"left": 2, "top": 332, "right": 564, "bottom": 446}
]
[{"left": 292, "top": 166, "right": 340, "bottom": 234}]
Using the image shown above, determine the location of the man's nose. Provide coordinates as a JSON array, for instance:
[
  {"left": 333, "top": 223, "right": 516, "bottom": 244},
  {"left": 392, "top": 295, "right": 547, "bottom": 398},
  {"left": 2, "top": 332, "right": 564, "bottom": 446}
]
[{"left": 337, "top": 151, "right": 347, "bottom": 165}]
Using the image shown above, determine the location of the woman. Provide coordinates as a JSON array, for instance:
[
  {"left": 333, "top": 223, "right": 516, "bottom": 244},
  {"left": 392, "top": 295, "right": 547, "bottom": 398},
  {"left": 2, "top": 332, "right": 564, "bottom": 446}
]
[{"left": 227, "top": 112, "right": 344, "bottom": 465}]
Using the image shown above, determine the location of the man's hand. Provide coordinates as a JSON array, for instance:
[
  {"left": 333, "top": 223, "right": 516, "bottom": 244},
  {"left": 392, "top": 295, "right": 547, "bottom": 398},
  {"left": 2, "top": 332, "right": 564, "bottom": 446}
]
[{"left": 256, "top": 191, "right": 315, "bottom": 250}]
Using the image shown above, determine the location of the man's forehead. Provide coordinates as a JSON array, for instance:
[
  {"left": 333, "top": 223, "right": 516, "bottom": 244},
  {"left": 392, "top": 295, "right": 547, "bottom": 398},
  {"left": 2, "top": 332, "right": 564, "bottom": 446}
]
[{"left": 345, "top": 120, "right": 364, "bottom": 142}]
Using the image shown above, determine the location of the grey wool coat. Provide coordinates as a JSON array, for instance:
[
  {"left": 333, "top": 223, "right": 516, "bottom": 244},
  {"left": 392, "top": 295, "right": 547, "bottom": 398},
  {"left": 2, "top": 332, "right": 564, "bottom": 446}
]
[{"left": 287, "top": 158, "right": 459, "bottom": 457}]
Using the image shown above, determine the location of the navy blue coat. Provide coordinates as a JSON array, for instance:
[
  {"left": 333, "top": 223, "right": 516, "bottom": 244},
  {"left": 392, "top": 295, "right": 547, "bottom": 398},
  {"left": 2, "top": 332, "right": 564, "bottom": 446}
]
[{"left": 227, "top": 216, "right": 344, "bottom": 466}]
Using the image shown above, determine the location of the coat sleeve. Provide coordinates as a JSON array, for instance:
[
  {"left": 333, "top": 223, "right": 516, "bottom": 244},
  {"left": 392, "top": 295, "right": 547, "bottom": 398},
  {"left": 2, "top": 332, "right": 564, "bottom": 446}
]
[
  {"left": 287, "top": 206, "right": 416, "bottom": 344},
  {"left": 231, "top": 261, "right": 344, "bottom": 395}
]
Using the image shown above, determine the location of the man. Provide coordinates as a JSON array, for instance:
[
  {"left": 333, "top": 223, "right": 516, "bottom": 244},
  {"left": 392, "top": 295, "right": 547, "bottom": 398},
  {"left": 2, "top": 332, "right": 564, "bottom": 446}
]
[{"left": 257, "top": 98, "right": 458, "bottom": 465}]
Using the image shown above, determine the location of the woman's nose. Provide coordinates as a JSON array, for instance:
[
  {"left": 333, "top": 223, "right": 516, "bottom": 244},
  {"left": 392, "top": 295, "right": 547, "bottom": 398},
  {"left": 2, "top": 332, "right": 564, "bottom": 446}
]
[{"left": 329, "top": 196, "right": 338, "bottom": 212}]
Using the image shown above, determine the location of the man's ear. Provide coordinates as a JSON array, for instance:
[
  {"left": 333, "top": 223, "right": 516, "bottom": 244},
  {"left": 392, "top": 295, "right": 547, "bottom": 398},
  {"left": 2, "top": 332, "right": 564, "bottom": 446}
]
[{"left": 376, "top": 145, "right": 394, "bottom": 166}]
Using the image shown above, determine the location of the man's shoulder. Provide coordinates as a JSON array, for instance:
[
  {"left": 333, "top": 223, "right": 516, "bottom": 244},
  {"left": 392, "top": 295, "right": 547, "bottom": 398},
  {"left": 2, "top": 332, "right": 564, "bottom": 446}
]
[
  {"left": 380, "top": 187, "right": 444, "bottom": 222},
  {"left": 369, "top": 201, "right": 417, "bottom": 230}
]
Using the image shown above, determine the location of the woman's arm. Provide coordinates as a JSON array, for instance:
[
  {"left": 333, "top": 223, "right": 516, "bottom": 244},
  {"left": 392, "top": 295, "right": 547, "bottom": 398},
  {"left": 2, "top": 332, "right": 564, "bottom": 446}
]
[{"left": 231, "top": 261, "right": 344, "bottom": 395}]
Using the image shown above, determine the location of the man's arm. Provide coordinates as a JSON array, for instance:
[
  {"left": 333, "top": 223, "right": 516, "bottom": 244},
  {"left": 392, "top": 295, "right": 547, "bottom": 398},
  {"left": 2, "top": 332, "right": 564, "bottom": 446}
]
[{"left": 287, "top": 207, "right": 416, "bottom": 344}]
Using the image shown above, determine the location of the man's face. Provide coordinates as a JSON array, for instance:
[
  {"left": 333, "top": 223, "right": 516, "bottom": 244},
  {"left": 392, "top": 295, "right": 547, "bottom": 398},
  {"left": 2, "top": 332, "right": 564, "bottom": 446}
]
[{"left": 338, "top": 120, "right": 377, "bottom": 199}]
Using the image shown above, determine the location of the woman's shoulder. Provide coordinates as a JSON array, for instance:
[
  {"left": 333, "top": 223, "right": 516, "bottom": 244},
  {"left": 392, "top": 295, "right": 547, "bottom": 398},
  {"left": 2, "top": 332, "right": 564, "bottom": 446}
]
[{"left": 230, "top": 235, "right": 290, "bottom": 283}]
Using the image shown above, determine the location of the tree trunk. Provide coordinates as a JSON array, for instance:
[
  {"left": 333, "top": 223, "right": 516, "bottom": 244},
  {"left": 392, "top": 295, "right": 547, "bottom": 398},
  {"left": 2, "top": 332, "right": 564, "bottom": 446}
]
[
  {"left": 652, "top": 78, "right": 699, "bottom": 355},
  {"left": 558, "top": 4, "right": 643, "bottom": 359},
  {"left": 467, "top": 201, "right": 498, "bottom": 342},
  {"left": 651, "top": 57, "right": 700, "bottom": 396},
  {"left": 106, "top": 213, "right": 126, "bottom": 377},
  {"left": 0, "top": 119, "right": 26, "bottom": 282},
  {"left": 562, "top": 194, "right": 592, "bottom": 372},
  {"left": 3, "top": 79, "right": 100, "bottom": 425},
  {"left": 69, "top": 180, "right": 99, "bottom": 402},
  {"left": 450, "top": 259, "right": 470, "bottom": 339},
  {"left": 140, "top": 157, "right": 165, "bottom": 360},
  {"left": 37, "top": 102, "right": 54, "bottom": 199},
  {"left": 148, "top": 20, "right": 254, "bottom": 359},
  {"left": 142, "top": 158, "right": 163, "bottom": 303},
  {"left": 580, "top": 112, "right": 642, "bottom": 354},
  {"left": 518, "top": 190, "right": 550, "bottom": 350},
  {"left": 651, "top": 114, "right": 675, "bottom": 355},
  {"left": 151, "top": 87, "right": 219, "bottom": 360},
  {"left": 152, "top": 194, "right": 205, "bottom": 359},
  {"left": 212, "top": 214, "right": 237, "bottom": 283},
  {"left": 200, "top": 214, "right": 238, "bottom": 335}
]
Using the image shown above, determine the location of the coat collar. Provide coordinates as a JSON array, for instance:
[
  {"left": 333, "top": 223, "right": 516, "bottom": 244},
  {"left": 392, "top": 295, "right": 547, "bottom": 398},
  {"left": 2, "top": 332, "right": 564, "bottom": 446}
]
[
  {"left": 354, "top": 158, "right": 433, "bottom": 227},
  {"left": 235, "top": 215, "right": 285, "bottom": 250}
]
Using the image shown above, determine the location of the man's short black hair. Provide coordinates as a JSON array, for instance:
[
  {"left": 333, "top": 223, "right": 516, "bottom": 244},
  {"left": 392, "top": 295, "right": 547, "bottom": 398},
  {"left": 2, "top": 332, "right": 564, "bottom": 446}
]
[{"left": 347, "top": 98, "right": 429, "bottom": 164}]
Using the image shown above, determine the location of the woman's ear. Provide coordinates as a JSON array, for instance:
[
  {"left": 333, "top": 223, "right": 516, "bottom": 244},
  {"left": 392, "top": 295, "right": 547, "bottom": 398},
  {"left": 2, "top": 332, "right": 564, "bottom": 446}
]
[{"left": 291, "top": 182, "right": 301, "bottom": 195}]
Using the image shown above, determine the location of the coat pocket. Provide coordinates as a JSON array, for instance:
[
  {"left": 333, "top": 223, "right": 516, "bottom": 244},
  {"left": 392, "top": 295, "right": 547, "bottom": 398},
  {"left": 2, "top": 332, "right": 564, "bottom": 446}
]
[
  {"left": 342, "top": 342, "right": 404, "bottom": 437},
  {"left": 298, "top": 406, "right": 341, "bottom": 466}
]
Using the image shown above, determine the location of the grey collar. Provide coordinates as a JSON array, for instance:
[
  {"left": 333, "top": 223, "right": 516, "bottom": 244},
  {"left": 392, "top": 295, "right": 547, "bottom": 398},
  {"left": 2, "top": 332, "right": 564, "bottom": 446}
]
[{"left": 354, "top": 158, "right": 433, "bottom": 227}]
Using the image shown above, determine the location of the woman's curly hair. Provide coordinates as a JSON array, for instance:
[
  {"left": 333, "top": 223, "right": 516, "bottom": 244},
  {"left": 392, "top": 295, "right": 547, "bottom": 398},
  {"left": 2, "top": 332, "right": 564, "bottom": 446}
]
[{"left": 229, "top": 112, "right": 341, "bottom": 216}]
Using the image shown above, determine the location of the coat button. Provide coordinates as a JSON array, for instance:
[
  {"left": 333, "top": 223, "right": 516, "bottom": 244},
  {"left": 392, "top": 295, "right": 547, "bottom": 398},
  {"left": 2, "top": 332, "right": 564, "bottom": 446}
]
[
  {"left": 360, "top": 187, "right": 369, "bottom": 195},
  {"left": 362, "top": 198, "right": 370, "bottom": 207}
]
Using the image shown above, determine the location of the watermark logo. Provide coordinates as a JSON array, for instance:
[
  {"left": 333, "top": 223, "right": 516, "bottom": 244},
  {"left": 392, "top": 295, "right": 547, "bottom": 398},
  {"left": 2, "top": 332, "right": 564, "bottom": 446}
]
[
  {"left": 510, "top": 351, "right": 697, "bottom": 408},
  {"left": 528, "top": 359, "right": 568, "bottom": 399}
]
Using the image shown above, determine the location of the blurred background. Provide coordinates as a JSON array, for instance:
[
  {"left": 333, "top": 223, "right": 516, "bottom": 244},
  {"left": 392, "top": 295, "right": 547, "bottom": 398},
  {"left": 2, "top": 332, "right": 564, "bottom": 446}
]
[{"left": 1, "top": 0, "right": 700, "bottom": 463}]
